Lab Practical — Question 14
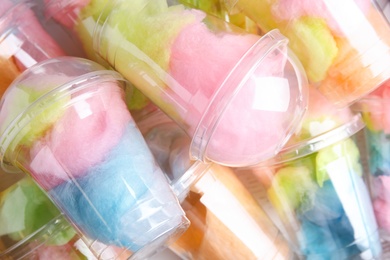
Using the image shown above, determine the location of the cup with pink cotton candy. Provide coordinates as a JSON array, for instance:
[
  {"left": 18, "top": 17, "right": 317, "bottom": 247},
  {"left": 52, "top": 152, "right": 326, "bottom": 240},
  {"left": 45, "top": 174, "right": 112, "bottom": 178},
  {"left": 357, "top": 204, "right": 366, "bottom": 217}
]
[
  {"left": 0, "top": 57, "right": 189, "bottom": 260},
  {"left": 0, "top": 0, "right": 67, "bottom": 97},
  {"left": 223, "top": 0, "right": 390, "bottom": 107},
  {"left": 92, "top": 0, "right": 308, "bottom": 167},
  {"left": 353, "top": 80, "right": 390, "bottom": 243}
]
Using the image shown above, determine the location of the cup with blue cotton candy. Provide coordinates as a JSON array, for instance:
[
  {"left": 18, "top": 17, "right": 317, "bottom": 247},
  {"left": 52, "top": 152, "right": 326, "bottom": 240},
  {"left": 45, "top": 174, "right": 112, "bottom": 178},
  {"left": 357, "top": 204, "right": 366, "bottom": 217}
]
[
  {"left": 137, "top": 109, "right": 293, "bottom": 260},
  {"left": 235, "top": 112, "right": 382, "bottom": 259},
  {"left": 0, "top": 57, "right": 189, "bottom": 260},
  {"left": 353, "top": 79, "right": 390, "bottom": 244}
]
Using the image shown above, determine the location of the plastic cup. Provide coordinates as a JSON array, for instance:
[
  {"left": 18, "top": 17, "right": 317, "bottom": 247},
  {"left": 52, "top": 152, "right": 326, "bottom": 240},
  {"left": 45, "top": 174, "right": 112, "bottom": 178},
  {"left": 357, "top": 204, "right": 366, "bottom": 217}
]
[
  {"left": 138, "top": 109, "right": 293, "bottom": 260},
  {"left": 235, "top": 114, "right": 382, "bottom": 259},
  {"left": 0, "top": 57, "right": 189, "bottom": 260},
  {"left": 92, "top": 0, "right": 308, "bottom": 167},
  {"left": 0, "top": 0, "right": 66, "bottom": 97},
  {"left": 224, "top": 0, "right": 390, "bottom": 107},
  {"left": 353, "top": 80, "right": 390, "bottom": 243}
]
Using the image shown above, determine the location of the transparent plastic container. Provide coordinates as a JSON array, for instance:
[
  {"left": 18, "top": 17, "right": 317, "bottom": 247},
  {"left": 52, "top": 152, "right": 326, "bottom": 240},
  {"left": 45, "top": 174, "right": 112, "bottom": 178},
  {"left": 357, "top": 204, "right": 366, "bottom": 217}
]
[
  {"left": 354, "top": 79, "right": 390, "bottom": 243},
  {"left": 225, "top": 0, "right": 390, "bottom": 107},
  {"left": 138, "top": 110, "right": 293, "bottom": 260},
  {"left": 0, "top": 0, "right": 66, "bottom": 98},
  {"left": 92, "top": 0, "right": 308, "bottom": 167},
  {"left": 236, "top": 114, "right": 382, "bottom": 259},
  {"left": 0, "top": 57, "right": 189, "bottom": 260}
]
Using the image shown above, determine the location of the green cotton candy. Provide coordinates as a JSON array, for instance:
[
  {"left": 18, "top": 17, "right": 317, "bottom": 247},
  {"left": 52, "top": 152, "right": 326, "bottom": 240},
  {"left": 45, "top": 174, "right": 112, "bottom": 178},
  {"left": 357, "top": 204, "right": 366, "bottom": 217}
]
[
  {"left": 283, "top": 17, "right": 338, "bottom": 82},
  {"left": 0, "top": 76, "right": 71, "bottom": 150},
  {"left": 107, "top": 0, "right": 198, "bottom": 70},
  {"left": 0, "top": 177, "right": 75, "bottom": 245},
  {"left": 268, "top": 166, "right": 318, "bottom": 216},
  {"left": 316, "top": 138, "right": 362, "bottom": 187}
]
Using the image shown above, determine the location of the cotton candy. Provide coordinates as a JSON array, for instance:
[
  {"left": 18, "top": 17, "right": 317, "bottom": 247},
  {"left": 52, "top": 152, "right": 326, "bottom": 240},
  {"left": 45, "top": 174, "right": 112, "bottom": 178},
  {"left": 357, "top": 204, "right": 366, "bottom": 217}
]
[
  {"left": 283, "top": 17, "right": 338, "bottom": 82},
  {"left": 267, "top": 166, "right": 318, "bottom": 218},
  {"left": 288, "top": 88, "right": 353, "bottom": 143},
  {"left": 315, "top": 138, "right": 362, "bottom": 187},
  {"left": 271, "top": 0, "right": 370, "bottom": 34},
  {"left": 361, "top": 80, "right": 390, "bottom": 134},
  {"left": 365, "top": 130, "right": 390, "bottom": 176},
  {"left": 0, "top": 58, "right": 20, "bottom": 98},
  {"left": 1, "top": 0, "right": 65, "bottom": 71},
  {"left": 169, "top": 20, "right": 291, "bottom": 163},
  {"left": 0, "top": 177, "right": 75, "bottom": 245},
  {"left": 50, "top": 122, "right": 182, "bottom": 250},
  {"left": 29, "top": 83, "right": 131, "bottom": 189},
  {"left": 44, "top": 0, "right": 91, "bottom": 29}
]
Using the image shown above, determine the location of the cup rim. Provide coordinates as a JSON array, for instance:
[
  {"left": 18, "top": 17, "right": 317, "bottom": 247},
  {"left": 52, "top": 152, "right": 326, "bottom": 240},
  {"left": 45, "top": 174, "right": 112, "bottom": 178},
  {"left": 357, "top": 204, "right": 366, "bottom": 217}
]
[
  {"left": 245, "top": 113, "right": 365, "bottom": 167},
  {"left": 189, "top": 29, "right": 308, "bottom": 165},
  {"left": 0, "top": 57, "right": 127, "bottom": 173}
]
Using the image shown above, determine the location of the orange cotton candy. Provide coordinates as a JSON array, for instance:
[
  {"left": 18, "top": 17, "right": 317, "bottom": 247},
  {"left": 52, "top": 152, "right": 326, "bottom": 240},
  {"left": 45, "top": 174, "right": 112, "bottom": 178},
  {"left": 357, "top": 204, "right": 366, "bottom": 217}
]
[
  {"left": 318, "top": 7, "right": 390, "bottom": 107},
  {"left": 0, "top": 57, "right": 20, "bottom": 97}
]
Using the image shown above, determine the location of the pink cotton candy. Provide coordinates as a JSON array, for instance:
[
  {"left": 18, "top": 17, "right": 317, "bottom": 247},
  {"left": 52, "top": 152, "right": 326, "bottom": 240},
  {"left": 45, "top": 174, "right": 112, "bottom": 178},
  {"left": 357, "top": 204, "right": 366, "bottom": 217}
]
[
  {"left": 29, "top": 82, "right": 131, "bottom": 190},
  {"left": 364, "top": 80, "right": 390, "bottom": 134},
  {"left": 373, "top": 176, "right": 390, "bottom": 233},
  {"left": 44, "top": 0, "right": 91, "bottom": 29},
  {"left": 374, "top": 198, "right": 390, "bottom": 233},
  {"left": 169, "top": 21, "right": 295, "bottom": 165},
  {"left": 271, "top": 0, "right": 371, "bottom": 35},
  {"left": 169, "top": 21, "right": 259, "bottom": 131},
  {"left": 15, "top": 9, "right": 65, "bottom": 70}
]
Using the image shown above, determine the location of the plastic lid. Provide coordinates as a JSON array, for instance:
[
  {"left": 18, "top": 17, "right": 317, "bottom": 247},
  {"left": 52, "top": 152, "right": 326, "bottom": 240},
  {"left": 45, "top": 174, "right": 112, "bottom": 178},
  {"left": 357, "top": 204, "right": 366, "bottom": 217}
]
[
  {"left": 190, "top": 29, "right": 308, "bottom": 167},
  {"left": 0, "top": 57, "right": 127, "bottom": 173},
  {"left": 252, "top": 113, "right": 365, "bottom": 166}
]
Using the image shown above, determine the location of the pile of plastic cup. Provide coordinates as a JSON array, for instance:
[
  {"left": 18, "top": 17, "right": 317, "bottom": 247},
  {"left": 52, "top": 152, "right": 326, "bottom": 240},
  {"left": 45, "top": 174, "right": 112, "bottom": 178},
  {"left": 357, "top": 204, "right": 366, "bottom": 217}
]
[
  {"left": 0, "top": 57, "right": 189, "bottom": 260},
  {"left": 223, "top": 0, "right": 390, "bottom": 107},
  {"left": 91, "top": 0, "right": 308, "bottom": 167},
  {"left": 0, "top": 0, "right": 66, "bottom": 97},
  {"left": 354, "top": 79, "right": 390, "bottom": 242},
  {"left": 236, "top": 114, "right": 382, "bottom": 259},
  {"left": 138, "top": 109, "right": 293, "bottom": 260}
]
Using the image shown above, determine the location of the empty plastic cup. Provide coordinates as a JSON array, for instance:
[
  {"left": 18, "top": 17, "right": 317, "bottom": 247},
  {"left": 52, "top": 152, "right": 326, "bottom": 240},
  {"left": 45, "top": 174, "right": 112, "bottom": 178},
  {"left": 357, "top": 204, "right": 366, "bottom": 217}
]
[
  {"left": 138, "top": 109, "right": 293, "bottom": 260},
  {"left": 224, "top": 0, "right": 390, "bottom": 107},
  {"left": 0, "top": 0, "right": 65, "bottom": 97},
  {"left": 354, "top": 79, "right": 390, "bottom": 242},
  {"left": 0, "top": 57, "right": 189, "bottom": 260},
  {"left": 236, "top": 114, "right": 382, "bottom": 259},
  {"left": 92, "top": 0, "right": 308, "bottom": 167}
]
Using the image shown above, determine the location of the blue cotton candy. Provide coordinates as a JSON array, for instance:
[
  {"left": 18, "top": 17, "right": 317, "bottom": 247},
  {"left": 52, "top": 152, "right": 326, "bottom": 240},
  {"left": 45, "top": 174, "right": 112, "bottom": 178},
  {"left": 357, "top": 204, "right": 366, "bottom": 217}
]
[
  {"left": 50, "top": 122, "right": 180, "bottom": 251},
  {"left": 298, "top": 181, "right": 361, "bottom": 259},
  {"left": 365, "top": 129, "right": 390, "bottom": 176}
]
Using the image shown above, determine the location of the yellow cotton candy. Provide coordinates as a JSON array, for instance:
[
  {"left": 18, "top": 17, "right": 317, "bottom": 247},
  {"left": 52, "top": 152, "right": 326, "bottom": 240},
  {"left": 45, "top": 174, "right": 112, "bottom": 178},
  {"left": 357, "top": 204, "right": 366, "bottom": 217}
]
[
  {"left": 283, "top": 17, "right": 338, "bottom": 82},
  {"left": 268, "top": 166, "right": 317, "bottom": 219}
]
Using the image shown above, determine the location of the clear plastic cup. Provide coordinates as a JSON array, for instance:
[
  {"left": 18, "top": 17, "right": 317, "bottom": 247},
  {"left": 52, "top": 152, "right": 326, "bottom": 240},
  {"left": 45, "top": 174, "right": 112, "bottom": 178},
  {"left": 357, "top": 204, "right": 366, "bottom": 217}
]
[
  {"left": 0, "top": 0, "right": 66, "bottom": 97},
  {"left": 138, "top": 109, "right": 293, "bottom": 260},
  {"left": 0, "top": 57, "right": 189, "bottom": 260},
  {"left": 224, "top": 0, "right": 390, "bottom": 107},
  {"left": 92, "top": 0, "right": 308, "bottom": 167},
  {"left": 236, "top": 114, "right": 382, "bottom": 259},
  {"left": 353, "top": 80, "right": 390, "bottom": 243}
]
